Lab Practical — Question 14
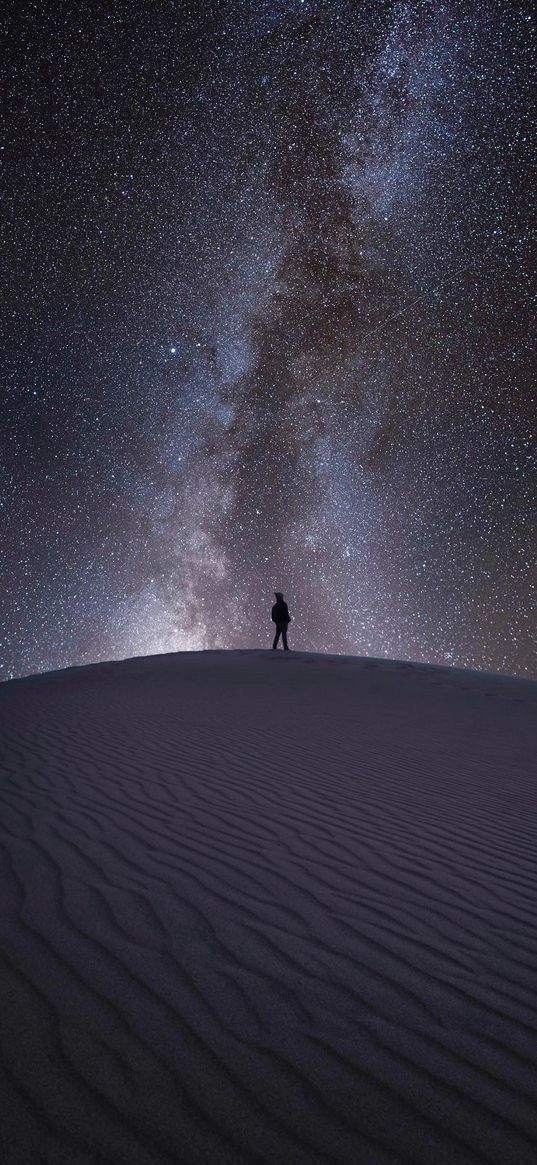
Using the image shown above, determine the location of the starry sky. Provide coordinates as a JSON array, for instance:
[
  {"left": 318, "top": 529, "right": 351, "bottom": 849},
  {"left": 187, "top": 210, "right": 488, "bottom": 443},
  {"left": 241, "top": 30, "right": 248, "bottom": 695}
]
[{"left": 1, "top": 0, "right": 535, "bottom": 680}]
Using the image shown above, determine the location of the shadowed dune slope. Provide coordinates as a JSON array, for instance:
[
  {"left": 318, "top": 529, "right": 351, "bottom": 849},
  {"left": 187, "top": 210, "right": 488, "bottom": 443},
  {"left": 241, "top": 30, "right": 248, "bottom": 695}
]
[{"left": 0, "top": 649, "right": 536, "bottom": 1164}]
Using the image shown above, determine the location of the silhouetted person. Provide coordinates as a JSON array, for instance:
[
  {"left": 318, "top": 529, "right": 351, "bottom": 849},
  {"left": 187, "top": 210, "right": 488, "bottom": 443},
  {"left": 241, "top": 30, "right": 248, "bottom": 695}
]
[{"left": 272, "top": 591, "right": 291, "bottom": 650}]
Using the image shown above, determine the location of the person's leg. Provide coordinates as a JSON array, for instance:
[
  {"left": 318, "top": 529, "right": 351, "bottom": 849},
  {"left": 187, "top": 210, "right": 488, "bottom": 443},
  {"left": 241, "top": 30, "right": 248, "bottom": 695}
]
[
  {"left": 282, "top": 625, "right": 289, "bottom": 650},
  {"left": 273, "top": 626, "right": 281, "bottom": 649}
]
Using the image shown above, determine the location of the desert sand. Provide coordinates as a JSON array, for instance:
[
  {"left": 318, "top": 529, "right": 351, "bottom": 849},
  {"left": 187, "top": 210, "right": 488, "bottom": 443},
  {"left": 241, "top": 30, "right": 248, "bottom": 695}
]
[{"left": 0, "top": 649, "right": 536, "bottom": 1164}]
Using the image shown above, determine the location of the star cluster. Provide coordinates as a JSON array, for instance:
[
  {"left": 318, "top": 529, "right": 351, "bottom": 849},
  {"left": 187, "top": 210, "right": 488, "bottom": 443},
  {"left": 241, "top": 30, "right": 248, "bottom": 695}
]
[{"left": 1, "top": 0, "right": 535, "bottom": 679}]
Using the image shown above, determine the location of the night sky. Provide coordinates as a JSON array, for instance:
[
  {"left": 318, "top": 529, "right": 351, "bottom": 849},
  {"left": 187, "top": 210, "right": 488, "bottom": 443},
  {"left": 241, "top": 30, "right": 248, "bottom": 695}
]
[{"left": 2, "top": 0, "right": 535, "bottom": 680}]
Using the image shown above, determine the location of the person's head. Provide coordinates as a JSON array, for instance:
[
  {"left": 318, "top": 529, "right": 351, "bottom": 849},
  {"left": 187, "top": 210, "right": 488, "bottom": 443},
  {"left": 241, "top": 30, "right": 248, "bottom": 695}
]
[{"left": 274, "top": 591, "right": 284, "bottom": 601}]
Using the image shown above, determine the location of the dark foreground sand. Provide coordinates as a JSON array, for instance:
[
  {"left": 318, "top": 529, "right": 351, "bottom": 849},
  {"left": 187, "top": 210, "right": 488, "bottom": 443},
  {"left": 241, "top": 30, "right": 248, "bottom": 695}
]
[{"left": 0, "top": 649, "right": 536, "bottom": 1164}]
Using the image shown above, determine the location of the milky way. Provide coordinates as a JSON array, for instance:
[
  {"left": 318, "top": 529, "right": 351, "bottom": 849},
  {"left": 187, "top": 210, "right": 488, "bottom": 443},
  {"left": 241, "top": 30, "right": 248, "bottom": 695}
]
[{"left": 1, "top": 0, "right": 535, "bottom": 679}]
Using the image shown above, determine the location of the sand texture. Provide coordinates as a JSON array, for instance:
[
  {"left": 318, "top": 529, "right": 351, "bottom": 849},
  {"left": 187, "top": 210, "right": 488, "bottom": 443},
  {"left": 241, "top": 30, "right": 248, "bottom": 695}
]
[{"left": 0, "top": 650, "right": 536, "bottom": 1164}]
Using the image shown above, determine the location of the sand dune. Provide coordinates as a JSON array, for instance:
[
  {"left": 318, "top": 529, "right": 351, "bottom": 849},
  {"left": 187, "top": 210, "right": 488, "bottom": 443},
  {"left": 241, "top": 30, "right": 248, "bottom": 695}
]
[{"left": 0, "top": 649, "right": 536, "bottom": 1164}]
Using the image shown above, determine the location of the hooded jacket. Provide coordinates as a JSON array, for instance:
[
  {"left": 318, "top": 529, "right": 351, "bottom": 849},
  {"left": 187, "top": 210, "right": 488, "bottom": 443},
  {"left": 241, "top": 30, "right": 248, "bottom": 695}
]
[{"left": 272, "top": 596, "right": 290, "bottom": 625}]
